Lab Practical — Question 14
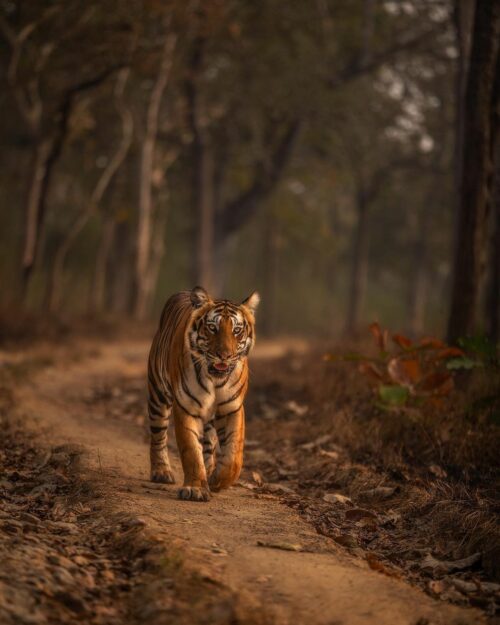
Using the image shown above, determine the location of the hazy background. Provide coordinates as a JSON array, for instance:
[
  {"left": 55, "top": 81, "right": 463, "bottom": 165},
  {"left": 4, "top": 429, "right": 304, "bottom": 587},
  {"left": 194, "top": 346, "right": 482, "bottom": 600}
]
[{"left": 0, "top": 0, "right": 498, "bottom": 340}]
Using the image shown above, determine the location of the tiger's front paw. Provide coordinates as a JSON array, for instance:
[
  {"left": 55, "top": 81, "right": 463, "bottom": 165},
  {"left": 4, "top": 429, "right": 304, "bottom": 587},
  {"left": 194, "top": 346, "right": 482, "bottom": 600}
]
[
  {"left": 178, "top": 486, "right": 210, "bottom": 502},
  {"left": 151, "top": 467, "right": 176, "bottom": 484}
]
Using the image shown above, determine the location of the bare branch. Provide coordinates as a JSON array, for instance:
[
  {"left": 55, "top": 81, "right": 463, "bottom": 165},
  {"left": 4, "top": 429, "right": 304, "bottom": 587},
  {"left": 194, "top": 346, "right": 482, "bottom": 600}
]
[
  {"left": 216, "top": 119, "right": 302, "bottom": 241},
  {"left": 48, "top": 68, "right": 134, "bottom": 312},
  {"left": 330, "top": 25, "right": 447, "bottom": 89}
]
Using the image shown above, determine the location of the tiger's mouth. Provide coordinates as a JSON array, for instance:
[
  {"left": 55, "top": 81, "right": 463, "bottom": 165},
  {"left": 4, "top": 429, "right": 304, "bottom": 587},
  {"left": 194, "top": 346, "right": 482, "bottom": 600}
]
[{"left": 208, "top": 361, "right": 235, "bottom": 377}]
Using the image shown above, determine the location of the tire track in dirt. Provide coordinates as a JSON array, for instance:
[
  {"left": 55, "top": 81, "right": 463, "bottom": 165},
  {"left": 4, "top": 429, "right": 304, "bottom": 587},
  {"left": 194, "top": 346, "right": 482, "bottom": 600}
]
[{"left": 12, "top": 339, "right": 484, "bottom": 625}]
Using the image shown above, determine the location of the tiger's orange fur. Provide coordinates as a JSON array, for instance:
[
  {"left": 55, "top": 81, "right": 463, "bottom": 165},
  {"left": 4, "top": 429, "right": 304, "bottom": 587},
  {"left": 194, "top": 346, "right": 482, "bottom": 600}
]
[{"left": 147, "top": 286, "right": 259, "bottom": 502}]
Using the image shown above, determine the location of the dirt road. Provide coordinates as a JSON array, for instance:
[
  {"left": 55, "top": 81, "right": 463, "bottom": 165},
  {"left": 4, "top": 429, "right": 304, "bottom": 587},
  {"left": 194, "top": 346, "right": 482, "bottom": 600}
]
[{"left": 8, "top": 338, "right": 484, "bottom": 625}]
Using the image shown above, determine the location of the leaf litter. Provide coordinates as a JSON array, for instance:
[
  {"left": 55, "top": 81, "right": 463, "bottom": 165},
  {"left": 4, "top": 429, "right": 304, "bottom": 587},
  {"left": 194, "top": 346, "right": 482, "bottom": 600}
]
[{"left": 242, "top": 348, "right": 500, "bottom": 618}]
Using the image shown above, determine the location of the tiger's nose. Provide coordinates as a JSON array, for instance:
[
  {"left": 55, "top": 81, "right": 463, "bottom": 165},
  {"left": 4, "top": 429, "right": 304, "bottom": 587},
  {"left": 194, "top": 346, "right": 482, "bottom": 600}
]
[{"left": 216, "top": 349, "right": 231, "bottom": 361}]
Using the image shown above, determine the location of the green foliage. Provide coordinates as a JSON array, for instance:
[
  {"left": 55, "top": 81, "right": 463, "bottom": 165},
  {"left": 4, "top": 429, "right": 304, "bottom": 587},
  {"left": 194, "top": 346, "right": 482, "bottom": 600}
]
[
  {"left": 457, "top": 335, "right": 499, "bottom": 363},
  {"left": 378, "top": 384, "right": 409, "bottom": 406},
  {"left": 446, "top": 357, "right": 483, "bottom": 370}
]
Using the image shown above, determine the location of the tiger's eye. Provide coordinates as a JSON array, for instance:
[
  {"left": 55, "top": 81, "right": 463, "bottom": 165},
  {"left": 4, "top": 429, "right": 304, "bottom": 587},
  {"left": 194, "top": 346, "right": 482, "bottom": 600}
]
[{"left": 207, "top": 323, "right": 217, "bottom": 333}]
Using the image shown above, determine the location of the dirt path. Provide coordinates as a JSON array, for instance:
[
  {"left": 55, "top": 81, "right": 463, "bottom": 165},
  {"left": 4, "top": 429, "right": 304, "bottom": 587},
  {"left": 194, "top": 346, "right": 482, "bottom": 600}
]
[{"left": 12, "top": 339, "right": 483, "bottom": 625}]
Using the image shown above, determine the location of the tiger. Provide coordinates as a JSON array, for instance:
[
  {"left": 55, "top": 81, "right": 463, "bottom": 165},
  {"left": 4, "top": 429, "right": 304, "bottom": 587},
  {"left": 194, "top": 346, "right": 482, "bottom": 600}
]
[{"left": 147, "top": 286, "right": 260, "bottom": 502}]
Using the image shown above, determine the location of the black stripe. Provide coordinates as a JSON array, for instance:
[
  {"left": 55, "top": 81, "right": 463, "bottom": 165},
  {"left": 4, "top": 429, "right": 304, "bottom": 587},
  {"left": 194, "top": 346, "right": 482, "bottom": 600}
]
[
  {"left": 148, "top": 402, "right": 163, "bottom": 418},
  {"left": 150, "top": 426, "right": 168, "bottom": 434},
  {"left": 217, "top": 402, "right": 244, "bottom": 418},
  {"left": 175, "top": 397, "right": 202, "bottom": 419},
  {"left": 186, "top": 426, "right": 203, "bottom": 442},
  {"left": 180, "top": 369, "right": 202, "bottom": 408},
  {"left": 191, "top": 355, "right": 210, "bottom": 394},
  {"left": 218, "top": 381, "right": 246, "bottom": 407},
  {"left": 229, "top": 364, "right": 245, "bottom": 388}
]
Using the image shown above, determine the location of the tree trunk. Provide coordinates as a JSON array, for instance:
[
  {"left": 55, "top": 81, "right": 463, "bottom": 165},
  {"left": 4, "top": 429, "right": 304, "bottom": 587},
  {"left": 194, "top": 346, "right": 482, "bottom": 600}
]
[
  {"left": 447, "top": 0, "right": 500, "bottom": 342},
  {"left": 485, "top": 188, "right": 500, "bottom": 344},
  {"left": 485, "top": 57, "right": 500, "bottom": 343},
  {"left": 143, "top": 207, "right": 168, "bottom": 315},
  {"left": 211, "top": 146, "right": 229, "bottom": 298},
  {"left": 134, "top": 33, "right": 176, "bottom": 320},
  {"left": 21, "top": 137, "right": 55, "bottom": 296},
  {"left": 186, "top": 36, "right": 215, "bottom": 292},
  {"left": 407, "top": 202, "right": 432, "bottom": 335},
  {"left": 260, "top": 209, "right": 280, "bottom": 337},
  {"left": 345, "top": 188, "right": 369, "bottom": 335},
  {"left": 107, "top": 220, "right": 135, "bottom": 314},
  {"left": 193, "top": 135, "right": 215, "bottom": 291},
  {"left": 215, "top": 120, "right": 301, "bottom": 244},
  {"left": 90, "top": 215, "right": 116, "bottom": 315},
  {"left": 452, "top": 0, "right": 475, "bottom": 222}
]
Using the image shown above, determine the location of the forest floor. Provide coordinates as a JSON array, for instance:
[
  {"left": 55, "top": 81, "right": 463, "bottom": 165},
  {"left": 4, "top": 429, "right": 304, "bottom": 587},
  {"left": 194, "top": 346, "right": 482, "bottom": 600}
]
[{"left": 0, "top": 333, "right": 498, "bottom": 625}]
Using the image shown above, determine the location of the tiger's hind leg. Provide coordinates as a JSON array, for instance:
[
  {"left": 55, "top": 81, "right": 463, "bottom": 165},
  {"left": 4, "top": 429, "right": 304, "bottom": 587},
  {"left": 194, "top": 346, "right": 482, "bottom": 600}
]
[
  {"left": 202, "top": 421, "right": 218, "bottom": 479},
  {"left": 149, "top": 392, "right": 175, "bottom": 484}
]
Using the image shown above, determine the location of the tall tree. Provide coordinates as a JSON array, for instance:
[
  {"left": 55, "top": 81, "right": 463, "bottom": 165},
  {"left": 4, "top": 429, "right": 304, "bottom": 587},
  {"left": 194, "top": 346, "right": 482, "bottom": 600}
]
[
  {"left": 134, "top": 30, "right": 177, "bottom": 320},
  {"left": 447, "top": 0, "right": 500, "bottom": 342},
  {"left": 186, "top": 34, "right": 215, "bottom": 292},
  {"left": 47, "top": 69, "right": 133, "bottom": 312}
]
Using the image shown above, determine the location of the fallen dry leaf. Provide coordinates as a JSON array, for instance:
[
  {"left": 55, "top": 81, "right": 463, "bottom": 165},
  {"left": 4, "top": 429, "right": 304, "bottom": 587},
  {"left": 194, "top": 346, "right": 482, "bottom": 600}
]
[
  {"left": 323, "top": 493, "right": 352, "bottom": 505},
  {"left": 366, "top": 553, "right": 400, "bottom": 578},
  {"left": 419, "top": 552, "right": 481, "bottom": 574},
  {"left": 333, "top": 533, "right": 358, "bottom": 548},
  {"left": 318, "top": 449, "right": 339, "bottom": 460},
  {"left": 428, "top": 464, "right": 447, "bottom": 479},
  {"left": 359, "top": 486, "right": 396, "bottom": 501},
  {"left": 257, "top": 541, "right": 303, "bottom": 552},
  {"left": 264, "top": 483, "right": 295, "bottom": 495},
  {"left": 251, "top": 471, "right": 263, "bottom": 486},
  {"left": 285, "top": 400, "right": 308, "bottom": 417},
  {"left": 345, "top": 508, "right": 377, "bottom": 522},
  {"left": 450, "top": 578, "right": 477, "bottom": 595}
]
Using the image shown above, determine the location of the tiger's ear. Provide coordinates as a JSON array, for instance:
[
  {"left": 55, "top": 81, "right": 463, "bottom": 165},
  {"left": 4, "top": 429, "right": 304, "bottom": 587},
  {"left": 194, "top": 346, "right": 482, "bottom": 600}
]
[
  {"left": 191, "top": 286, "right": 211, "bottom": 309},
  {"left": 241, "top": 291, "right": 260, "bottom": 314}
]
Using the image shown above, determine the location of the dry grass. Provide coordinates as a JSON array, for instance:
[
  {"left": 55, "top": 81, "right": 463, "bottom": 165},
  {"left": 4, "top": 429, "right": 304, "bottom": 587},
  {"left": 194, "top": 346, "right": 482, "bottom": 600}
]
[{"left": 246, "top": 347, "right": 500, "bottom": 586}]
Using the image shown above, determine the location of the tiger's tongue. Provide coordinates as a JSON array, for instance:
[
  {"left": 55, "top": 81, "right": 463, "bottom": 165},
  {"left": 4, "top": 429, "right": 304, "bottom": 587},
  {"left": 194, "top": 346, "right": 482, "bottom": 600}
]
[{"left": 214, "top": 362, "right": 228, "bottom": 371}]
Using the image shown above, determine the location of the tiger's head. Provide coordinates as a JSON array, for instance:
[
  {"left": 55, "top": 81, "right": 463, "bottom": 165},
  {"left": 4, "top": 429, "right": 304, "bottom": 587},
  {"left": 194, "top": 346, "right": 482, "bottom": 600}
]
[{"left": 188, "top": 286, "right": 260, "bottom": 378}]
